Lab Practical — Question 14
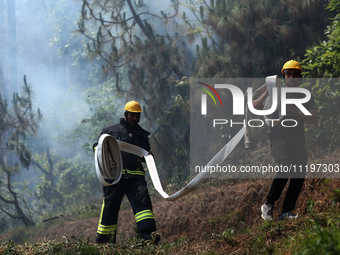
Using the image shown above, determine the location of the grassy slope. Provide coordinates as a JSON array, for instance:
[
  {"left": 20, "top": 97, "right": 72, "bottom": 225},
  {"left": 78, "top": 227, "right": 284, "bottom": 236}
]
[{"left": 1, "top": 149, "right": 340, "bottom": 254}]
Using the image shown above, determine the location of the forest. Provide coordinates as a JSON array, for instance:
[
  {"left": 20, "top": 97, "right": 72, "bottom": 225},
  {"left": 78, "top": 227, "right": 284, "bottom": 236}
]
[{"left": 0, "top": 0, "right": 340, "bottom": 254}]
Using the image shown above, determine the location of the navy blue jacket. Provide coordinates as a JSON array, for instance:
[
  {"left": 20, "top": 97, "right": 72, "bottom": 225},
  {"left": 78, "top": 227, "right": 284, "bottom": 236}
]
[{"left": 93, "top": 118, "right": 150, "bottom": 177}]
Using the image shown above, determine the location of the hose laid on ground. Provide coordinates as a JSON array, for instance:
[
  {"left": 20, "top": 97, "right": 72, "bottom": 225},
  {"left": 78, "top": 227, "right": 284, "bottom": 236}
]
[
  {"left": 95, "top": 75, "right": 278, "bottom": 200},
  {"left": 95, "top": 127, "right": 245, "bottom": 201}
]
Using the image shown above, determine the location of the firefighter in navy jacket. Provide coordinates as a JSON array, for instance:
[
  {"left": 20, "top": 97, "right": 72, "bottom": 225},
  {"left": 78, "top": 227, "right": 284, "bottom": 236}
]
[{"left": 94, "top": 101, "right": 160, "bottom": 244}]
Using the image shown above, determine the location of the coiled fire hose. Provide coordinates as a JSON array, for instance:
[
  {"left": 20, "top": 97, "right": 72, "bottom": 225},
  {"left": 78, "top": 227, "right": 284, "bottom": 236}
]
[
  {"left": 94, "top": 134, "right": 123, "bottom": 186},
  {"left": 95, "top": 127, "right": 245, "bottom": 201},
  {"left": 95, "top": 76, "right": 279, "bottom": 201}
]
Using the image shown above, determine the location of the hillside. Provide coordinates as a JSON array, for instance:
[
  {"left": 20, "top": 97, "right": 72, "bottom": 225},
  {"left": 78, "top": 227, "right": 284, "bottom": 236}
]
[
  {"left": 28, "top": 178, "right": 337, "bottom": 240},
  {"left": 1, "top": 149, "right": 340, "bottom": 254}
]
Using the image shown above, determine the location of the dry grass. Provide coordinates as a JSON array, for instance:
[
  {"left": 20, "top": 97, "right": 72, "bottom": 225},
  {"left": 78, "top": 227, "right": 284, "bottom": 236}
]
[{"left": 1, "top": 148, "right": 340, "bottom": 254}]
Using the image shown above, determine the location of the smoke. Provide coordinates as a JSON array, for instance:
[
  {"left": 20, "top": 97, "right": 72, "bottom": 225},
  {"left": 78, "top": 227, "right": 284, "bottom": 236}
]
[
  {"left": 0, "top": 0, "right": 199, "bottom": 228},
  {"left": 0, "top": 0, "right": 97, "bottom": 190}
]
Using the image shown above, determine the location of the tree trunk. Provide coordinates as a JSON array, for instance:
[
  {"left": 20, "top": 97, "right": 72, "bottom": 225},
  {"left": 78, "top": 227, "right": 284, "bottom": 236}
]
[
  {"left": 12, "top": 192, "right": 35, "bottom": 227},
  {"left": 7, "top": 0, "right": 18, "bottom": 92},
  {"left": 0, "top": 62, "right": 9, "bottom": 99}
]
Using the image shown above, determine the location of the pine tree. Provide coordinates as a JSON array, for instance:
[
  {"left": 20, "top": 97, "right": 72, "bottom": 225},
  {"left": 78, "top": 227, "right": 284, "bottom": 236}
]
[
  {"left": 188, "top": 0, "right": 331, "bottom": 78},
  {"left": 78, "top": 0, "right": 190, "bottom": 185},
  {"left": 0, "top": 76, "right": 42, "bottom": 227},
  {"left": 78, "top": 0, "right": 187, "bottom": 116}
]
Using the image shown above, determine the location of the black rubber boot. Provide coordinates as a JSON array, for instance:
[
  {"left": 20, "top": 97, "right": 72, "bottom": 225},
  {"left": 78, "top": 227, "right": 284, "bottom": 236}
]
[
  {"left": 95, "top": 233, "right": 116, "bottom": 244},
  {"left": 140, "top": 232, "right": 161, "bottom": 245}
]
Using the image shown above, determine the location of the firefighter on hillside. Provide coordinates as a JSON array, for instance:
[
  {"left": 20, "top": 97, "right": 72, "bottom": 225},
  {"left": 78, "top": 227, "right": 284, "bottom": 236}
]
[
  {"left": 93, "top": 100, "right": 160, "bottom": 244},
  {"left": 253, "top": 60, "right": 318, "bottom": 220}
]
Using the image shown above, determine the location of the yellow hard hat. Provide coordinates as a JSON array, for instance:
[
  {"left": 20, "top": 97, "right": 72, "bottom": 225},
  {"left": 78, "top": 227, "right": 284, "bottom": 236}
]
[
  {"left": 124, "top": 100, "right": 143, "bottom": 113},
  {"left": 281, "top": 60, "right": 303, "bottom": 74}
]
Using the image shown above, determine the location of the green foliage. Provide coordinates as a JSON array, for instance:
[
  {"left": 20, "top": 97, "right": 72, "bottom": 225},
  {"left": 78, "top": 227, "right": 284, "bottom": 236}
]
[
  {"left": 56, "top": 158, "right": 100, "bottom": 208},
  {"left": 303, "top": 0, "right": 340, "bottom": 78},
  {"left": 295, "top": 199, "right": 340, "bottom": 255},
  {"left": 0, "top": 216, "right": 10, "bottom": 233},
  {"left": 150, "top": 79, "right": 190, "bottom": 187},
  {"left": 35, "top": 177, "right": 64, "bottom": 211},
  {"left": 29, "top": 139, "right": 100, "bottom": 221},
  {"left": 245, "top": 221, "right": 287, "bottom": 254},
  {"left": 222, "top": 227, "right": 236, "bottom": 246},
  {"left": 297, "top": 227, "right": 340, "bottom": 255},
  {"left": 187, "top": 0, "right": 331, "bottom": 78},
  {"left": 302, "top": 0, "right": 340, "bottom": 149},
  {"left": 331, "top": 188, "right": 340, "bottom": 204},
  {"left": 33, "top": 153, "right": 100, "bottom": 216},
  {"left": 300, "top": 79, "right": 340, "bottom": 149}
]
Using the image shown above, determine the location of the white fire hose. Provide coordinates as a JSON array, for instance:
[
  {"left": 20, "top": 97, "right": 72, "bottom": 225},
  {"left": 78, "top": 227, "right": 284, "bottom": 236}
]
[
  {"left": 94, "top": 134, "right": 123, "bottom": 186},
  {"left": 95, "top": 127, "right": 245, "bottom": 201},
  {"left": 95, "top": 76, "right": 279, "bottom": 201},
  {"left": 244, "top": 75, "right": 281, "bottom": 149}
]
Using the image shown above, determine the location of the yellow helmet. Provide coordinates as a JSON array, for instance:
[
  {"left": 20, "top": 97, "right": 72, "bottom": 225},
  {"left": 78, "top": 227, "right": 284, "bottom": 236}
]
[
  {"left": 281, "top": 60, "right": 303, "bottom": 74},
  {"left": 124, "top": 100, "right": 143, "bottom": 113}
]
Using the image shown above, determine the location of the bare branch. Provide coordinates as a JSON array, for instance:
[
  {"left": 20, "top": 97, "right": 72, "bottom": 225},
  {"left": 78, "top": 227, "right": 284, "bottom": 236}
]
[
  {"left": 0, "top": 206, "right": 21, "bottom": 219},
  {"left": 0, "top": 192, "right": 14, "bottom": 204},
  {"left": 42, "top": 214, "right": 76, "bottom": 223}
]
